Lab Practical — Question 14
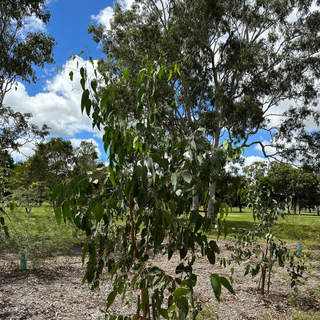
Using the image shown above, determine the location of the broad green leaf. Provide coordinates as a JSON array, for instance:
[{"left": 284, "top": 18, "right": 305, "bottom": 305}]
[
  {"left": 179, "top": 296, "right": 189, "bottom": 318},
  {"left": 80, "top": 67, "right": 85, "bottom": 78},
  {"left": 93, "top": 204, "right": 104, "bottom": 222},
  {"left": 81, "top": 89, "right": 89, "bottom": 113},
  {"left": 85, "top": 98, "right": 91, "bottom": 116},
  {"left": 181, "top": 171, "right": 192, "bottom": 183},
  {"left": 55, "top": 207, "right": 62, "bottom": 226},
  {"left": 91, "top": 80, "right": 97, "bottom": 93},
  {"left": 173, "top": 288, "right": 191, "bottom": 297},
  {"left": 52, "top": 184, "right": 61, "bottom": 200},
  {"left": 69, "top": 71, "right": 73, "bottom": 81},
  {"left": 141, "top": 288, "right": 149, "bottom": 307},
  {"left": 220, "top": 277, "right": 235, "bottom": 295},
  {"left": 207, "top": 249, "right": 215, "bottom": 264},
  {"left": 171, "top": 172, "right": 177, "bottom": 188},
  {"left": 107, "top": 291, "right": 117, "bottom": 309},
  {"left": 110, "top": 170, "right": 116, "bottom": 187},
  {"left": 100, "top": 89, "right": 110, "bottom": 109},
  {"left": 160, "top": 309, "right": 169, "bottom": 319},
  {"left": 223, "top": 140, "right": 229, "bottom": 150},
  {"left": 167, "top": 69, "right": 173, "bottom": 81},
  {"left": 210, "top": 274, "right": 221, "bottom": 301},
  {"left": 124, "top": 68, "right": 129, "bottom": 82},
  {"left": 136, "top": 69, "right": 145, "bottom": 86},
  {"left": 137, "top": 88, "right": 144, "bottom": 104},
  {"left": 168, "top": 202, "right": 175, "bottom": 215},
  {"left": 136, "top": 122, "right": 144, "bottom": 135},
  {"left": 82, "top": 241, "right": 87, "bottom": 264}
]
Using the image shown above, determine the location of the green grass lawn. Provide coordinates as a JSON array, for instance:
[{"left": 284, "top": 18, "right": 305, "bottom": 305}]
[
  {"left": 0, "top": 203, "right": 80, "bottom": 268},
  {"left": 212, "top": 207, "right": 320, "bottom": 244}
]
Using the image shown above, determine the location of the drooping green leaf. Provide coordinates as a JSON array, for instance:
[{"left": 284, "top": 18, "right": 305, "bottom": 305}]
[
  {"left": 55, "top": 207, "right": 62, "bottom": 226},
  {"left": 136, "top": 123, "right": 144, "bottom": 135},
  {"left": 52, "top": 184, "right": 62, "bottom": 200},
  {"left": 100, "top": 89, "right": 110, "bottom": 109},
  {"left": 107, "top": 291, "right": 117, "bottom": 309},
  {"left": 137, "top": 88, "right": 144, "bottom": 104},
  {"left": 179, "top": 296, "right": 189, "bottom": 319},
  {"left": 220, "top": 277, "right": 235, "bottom": 295},
  {"left": 181, "top": 171, "right": 192, "bottom": 184},
  {"left": 171, "top": 172, "right": 177, "bottom": 188},
  {"left": 210, "top": 274, "right": 221, "bottom": 301},
  {"left": 93, "top": 204, "right": 104, "bottom": 222},
  {"left": 207, "top": 249, "right": 215, "bottom": 265},
  {"left": 173, "top": 288, "right": 191, "bottom": 297},
  {"left": 124, "top": 68, "right": 129, "bottom": 82},
  {"left": 110, "top": 169, "right": 116, "bottom": 187}
]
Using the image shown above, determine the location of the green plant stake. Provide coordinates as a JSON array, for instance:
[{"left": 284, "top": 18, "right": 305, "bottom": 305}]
[
  {"left": 297, "top": 240, "right": 303, "bottom": 254},
  {"left": 20, "top": 249, "right": 28, "bottom": 270}
]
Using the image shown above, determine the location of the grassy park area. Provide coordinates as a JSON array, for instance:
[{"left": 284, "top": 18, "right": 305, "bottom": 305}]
[
  {"left": 2, "top": 203, "right": 319, "bottom": 268},
  {"left": 205, "top": 207, "right": 320, "bottom": 245},
  {"left": 0, "top": 203, "right": 79, "bottom": 268}
]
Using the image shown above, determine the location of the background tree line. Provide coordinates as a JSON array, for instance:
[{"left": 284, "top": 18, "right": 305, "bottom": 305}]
[{"left": 0, "top": 139, "right": 100, "bottom": 206}]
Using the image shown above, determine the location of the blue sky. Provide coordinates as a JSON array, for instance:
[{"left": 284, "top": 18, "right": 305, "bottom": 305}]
[{"left": 4, "top": 0, "right": 310, "bottom": 168}]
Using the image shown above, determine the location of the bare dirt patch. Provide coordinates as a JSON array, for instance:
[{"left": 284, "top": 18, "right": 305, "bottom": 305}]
[{"left": 0, "top": 241, "right": 319, "bottom": 320}]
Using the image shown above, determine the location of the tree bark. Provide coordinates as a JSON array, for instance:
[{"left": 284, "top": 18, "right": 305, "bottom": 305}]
[
  {"left": 207, "top": 127, "right": 220, "bottom": 219},
  {"left": 192, "top": 195, "right": 199, "bottom": 213}
]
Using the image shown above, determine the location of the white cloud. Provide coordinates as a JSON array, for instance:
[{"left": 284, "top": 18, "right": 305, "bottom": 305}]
[
  {"left": 226, "top": 155, "right": 268, "bottom": 176},
  {"left": 91, "top": 7, "right": 114, "bottom": 30},
  {"left": 91, "top": 0, "right": 135, "bottom": 30},
  {"left": 243, "top": 155, "right": 268, "bottom": 167},
  {"left": 3, "top": 58, "right": 104, "bottom": 161},
  {"left": 23, "top": 15, "right": 47, "bottom": 33},
  {"left": 4, "top": 58, "right": 99, "bottom": 138}
]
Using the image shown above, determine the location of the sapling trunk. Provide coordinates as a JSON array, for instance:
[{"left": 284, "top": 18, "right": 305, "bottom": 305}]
[
  {"left": 130, "top": 194, "right": 148, "bottom": 319},
  {"left": 259, "top": 239, "right": 269, "bottom": 295}
]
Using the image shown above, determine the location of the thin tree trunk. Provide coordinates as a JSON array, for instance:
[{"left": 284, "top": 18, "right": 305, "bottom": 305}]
[
  {"left": 193, "top": 195, "right": 199, "bottom": 213},
  {"left": 207, "top": 181, "right": 216, "bottom": 219},
  {"left": 207, "top": 126, "right": 220, "bottom": 219}
]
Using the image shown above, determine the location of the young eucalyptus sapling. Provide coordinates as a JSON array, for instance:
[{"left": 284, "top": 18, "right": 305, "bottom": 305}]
[
  {"left": 227, "top": 184, "right": 305, "bottom": 295},
  {"left": 54, "top": 57, "right": 238, "bottom": 320}
]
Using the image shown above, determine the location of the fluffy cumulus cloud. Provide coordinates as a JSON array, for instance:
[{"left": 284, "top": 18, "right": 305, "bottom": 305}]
[
  {"left": 23, "top": 15, "right": 47, "bottom": 33},
  {"left": 3, "top": 58, "right": 103, "bottom": 161},
  {"left": 4, "top": 59, "right": 97, "bottom": 137},
  {"left": 91, "top": 0, "right": 135, "bottom": 29},
  {"left": 226, "top": 155, "right": 268, "bottom": 175}
]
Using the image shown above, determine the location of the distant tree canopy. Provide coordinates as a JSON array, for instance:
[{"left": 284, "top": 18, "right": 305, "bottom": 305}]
[
  {"left": 73, "top": 141, "right": 99, "bottom": 175},
  {"left": 11, "top": 138, "right": 101, "bottom": 193},
  {"left": 89, "top": 0, "right": 320, "bottom": 218},
  {"left": 0, "top": 0, "right": 54, "bottom": 155},
  {"left": 0, "top": 0, "right": 55, "bottom": 102},
  {"left": 244, "top": 161, "right": 320, "bottom": 214}
]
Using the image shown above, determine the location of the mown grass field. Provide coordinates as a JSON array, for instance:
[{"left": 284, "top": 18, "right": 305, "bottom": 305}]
[
  {"left": 206, "top": 207, "right": 320, "bottom": 244},
  {"left": 0, "top": 203, "right": 80, "bottom": 268},
  {"left": 1, "top": 203, "right": 320, "bottom": 269}
]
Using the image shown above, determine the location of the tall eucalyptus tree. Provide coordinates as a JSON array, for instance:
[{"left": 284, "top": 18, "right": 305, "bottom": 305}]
[{"left": 89, "top": 0, "right": 320, "bottom": 218}]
